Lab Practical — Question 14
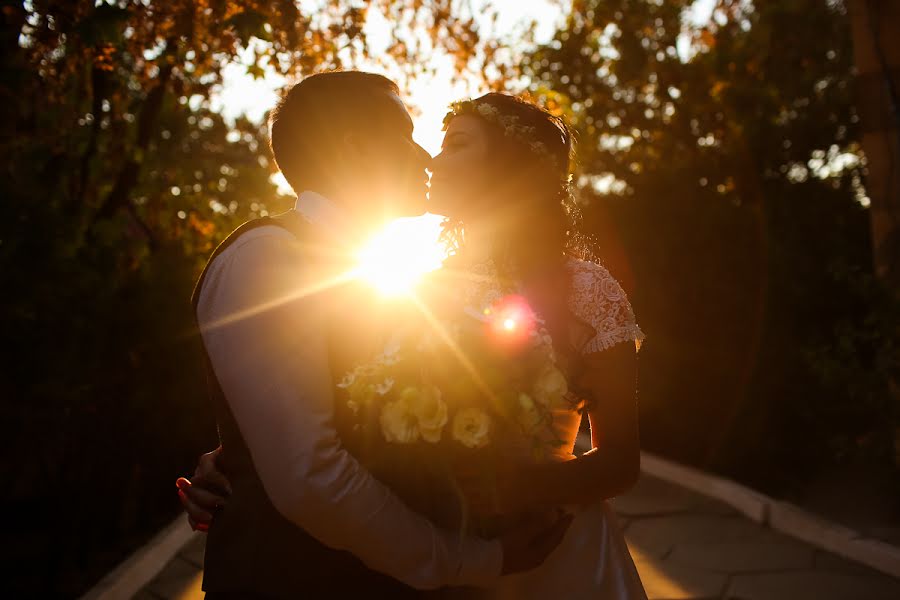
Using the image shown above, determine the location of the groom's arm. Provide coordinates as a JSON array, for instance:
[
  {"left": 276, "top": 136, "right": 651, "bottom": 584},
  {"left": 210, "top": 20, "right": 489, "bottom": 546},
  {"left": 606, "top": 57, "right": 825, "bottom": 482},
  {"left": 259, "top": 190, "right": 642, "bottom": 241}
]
[{"left": 196, "top": 229, "right": 502, "bottom": 590}]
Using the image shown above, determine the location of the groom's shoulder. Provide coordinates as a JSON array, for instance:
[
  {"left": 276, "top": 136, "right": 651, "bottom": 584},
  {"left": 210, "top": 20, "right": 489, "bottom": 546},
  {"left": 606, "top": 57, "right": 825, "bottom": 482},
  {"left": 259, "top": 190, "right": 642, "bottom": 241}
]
[
  {"left": 211, "top": 211, "right": 308, "bottom": 265},
  {"left": 220, "top": 220, "right": 296, "bottom": 255},
  {"left": 192, "top": 214, "right": 310, "bottom": 309}
]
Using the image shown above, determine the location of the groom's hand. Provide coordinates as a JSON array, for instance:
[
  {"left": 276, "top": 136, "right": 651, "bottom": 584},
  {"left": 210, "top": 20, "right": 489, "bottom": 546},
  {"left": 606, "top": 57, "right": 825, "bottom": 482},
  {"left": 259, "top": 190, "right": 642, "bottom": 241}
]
[
  {"left": 499, "top": 510, "right": 574, "bottom": 575},
  {"left": 175, "top": 446, "right": 231, "bottom": 532}
]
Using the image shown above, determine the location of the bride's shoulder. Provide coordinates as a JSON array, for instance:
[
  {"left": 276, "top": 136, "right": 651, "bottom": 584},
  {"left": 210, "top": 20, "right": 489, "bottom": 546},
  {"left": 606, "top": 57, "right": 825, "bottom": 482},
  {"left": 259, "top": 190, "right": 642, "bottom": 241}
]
[
  {"left": 564, "top": 257, "right": 645, "bottom": 354},
  {"left": 564, "top": 257, "right": 626, "bottom": 303}
]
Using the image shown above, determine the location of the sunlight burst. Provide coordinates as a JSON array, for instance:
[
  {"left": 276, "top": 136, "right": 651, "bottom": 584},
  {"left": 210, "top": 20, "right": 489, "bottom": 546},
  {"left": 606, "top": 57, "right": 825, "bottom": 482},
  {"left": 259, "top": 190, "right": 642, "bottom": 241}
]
[{"left": 355, "top": 215, "right": 447, "bottom": 296}]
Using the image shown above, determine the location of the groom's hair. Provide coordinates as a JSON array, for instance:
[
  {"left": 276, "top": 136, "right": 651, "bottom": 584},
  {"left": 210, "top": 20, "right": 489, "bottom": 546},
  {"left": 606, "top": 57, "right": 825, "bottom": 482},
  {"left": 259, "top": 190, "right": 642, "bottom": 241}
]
[{"left": 269, "top": 71, "right": 400, "bottom": 194}]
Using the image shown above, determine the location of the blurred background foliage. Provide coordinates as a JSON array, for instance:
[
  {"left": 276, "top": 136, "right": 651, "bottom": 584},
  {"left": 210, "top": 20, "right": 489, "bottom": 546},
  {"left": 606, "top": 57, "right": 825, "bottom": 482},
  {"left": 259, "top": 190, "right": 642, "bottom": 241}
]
[
  {"left": 526, "top": 0, "right": 898, "bottom": 489},
  {"left": 1, "top": 0, "right": 897, "bottom": 596}
]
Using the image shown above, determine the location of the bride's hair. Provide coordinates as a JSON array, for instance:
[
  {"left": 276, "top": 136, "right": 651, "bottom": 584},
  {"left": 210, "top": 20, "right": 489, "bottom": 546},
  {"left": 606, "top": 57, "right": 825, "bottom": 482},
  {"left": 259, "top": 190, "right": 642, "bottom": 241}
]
[{"left": 442, "top": 93, "right": 585, "bottom": 358}]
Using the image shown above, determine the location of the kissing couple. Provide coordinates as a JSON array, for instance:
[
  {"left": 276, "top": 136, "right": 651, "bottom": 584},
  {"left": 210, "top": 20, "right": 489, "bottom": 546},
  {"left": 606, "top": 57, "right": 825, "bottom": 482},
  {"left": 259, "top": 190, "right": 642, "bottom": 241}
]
[{"left": 177, "top": 70, "right": 647, "bottom": 599}]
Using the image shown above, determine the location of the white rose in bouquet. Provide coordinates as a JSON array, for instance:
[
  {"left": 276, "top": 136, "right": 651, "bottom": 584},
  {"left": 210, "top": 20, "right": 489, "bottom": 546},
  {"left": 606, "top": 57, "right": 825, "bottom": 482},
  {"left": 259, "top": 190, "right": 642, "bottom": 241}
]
[
  {"left": 407, "top": 386, "right": 448, "bottom": 443},
  {"left": 532, "top": 364, "right": 569, "bottom": 407},
  {"left": 380, "top": 396, "right": 420, "bottom": 444},
  {"left": 517, "top": 392, "right": 542, "bottom": 432},
  {"left": 451, "top": 407, "right": 492, "bottom": 449}
]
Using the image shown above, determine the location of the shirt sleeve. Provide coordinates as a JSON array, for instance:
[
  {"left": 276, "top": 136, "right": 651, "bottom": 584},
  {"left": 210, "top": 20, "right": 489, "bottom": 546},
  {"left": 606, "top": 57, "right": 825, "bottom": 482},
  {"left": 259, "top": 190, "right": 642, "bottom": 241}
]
[{"left": 196, "top": 229, "right": 502, "bottom": 590}]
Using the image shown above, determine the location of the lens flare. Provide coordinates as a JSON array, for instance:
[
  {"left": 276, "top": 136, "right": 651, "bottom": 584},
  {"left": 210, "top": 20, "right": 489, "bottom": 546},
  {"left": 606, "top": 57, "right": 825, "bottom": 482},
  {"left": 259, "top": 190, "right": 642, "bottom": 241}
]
[{"left": 487, "top": 295, "right": 538, "bottom": 350}]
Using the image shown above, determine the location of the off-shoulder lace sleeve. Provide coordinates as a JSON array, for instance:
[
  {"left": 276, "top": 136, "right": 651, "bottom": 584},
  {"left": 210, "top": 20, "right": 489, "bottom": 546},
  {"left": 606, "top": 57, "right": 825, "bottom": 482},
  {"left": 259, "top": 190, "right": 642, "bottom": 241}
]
[{"left": 566, "top": 258, "right": 645, "bottom": 355}]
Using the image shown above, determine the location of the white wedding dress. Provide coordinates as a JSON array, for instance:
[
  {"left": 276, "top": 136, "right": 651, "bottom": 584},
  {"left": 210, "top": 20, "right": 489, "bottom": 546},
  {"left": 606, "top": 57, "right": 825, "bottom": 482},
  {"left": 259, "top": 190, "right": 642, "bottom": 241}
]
[{"left": 454, "top": 256, "right": 648, "bottom": 600}]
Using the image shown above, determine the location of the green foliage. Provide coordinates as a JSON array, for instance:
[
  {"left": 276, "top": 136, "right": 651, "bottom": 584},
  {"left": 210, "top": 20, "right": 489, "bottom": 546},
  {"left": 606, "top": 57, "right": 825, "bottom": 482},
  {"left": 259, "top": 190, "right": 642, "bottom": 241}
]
[
  {"left": 0, "top": 1, "right": 493, "bottom": 596},
  {"left": 523, "top": 0, "right": 899, "bottom": 490},
  {"left": 2, "top": 0, "right": 898, "bottom": 594}
]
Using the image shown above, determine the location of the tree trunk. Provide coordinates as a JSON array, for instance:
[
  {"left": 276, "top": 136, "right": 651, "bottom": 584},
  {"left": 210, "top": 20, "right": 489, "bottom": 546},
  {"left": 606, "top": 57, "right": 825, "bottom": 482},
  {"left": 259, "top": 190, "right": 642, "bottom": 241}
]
[{"left": 848, "top": 0, "right": 900, "bottom": 466}]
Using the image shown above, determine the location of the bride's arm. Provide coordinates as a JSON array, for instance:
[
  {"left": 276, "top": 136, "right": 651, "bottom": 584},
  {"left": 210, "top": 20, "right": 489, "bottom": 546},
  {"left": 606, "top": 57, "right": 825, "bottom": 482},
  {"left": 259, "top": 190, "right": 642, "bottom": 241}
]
[{"left": 501, "top": 341, "right": 641, "bottom": 512}]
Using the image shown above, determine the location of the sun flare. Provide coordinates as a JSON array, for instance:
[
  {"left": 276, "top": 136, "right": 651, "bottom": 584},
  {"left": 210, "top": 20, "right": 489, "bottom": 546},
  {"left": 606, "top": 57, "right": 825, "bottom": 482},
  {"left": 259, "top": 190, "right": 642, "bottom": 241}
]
[{"left": 354, "top": 214, "right": 448, "bottom": 296}]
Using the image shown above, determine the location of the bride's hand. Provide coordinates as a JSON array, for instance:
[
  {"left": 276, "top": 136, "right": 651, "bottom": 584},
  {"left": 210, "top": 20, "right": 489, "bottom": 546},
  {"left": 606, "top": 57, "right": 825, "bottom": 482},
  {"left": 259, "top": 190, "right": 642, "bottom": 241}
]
[{"left": 175, "top": 446, "right": 232, "bottom": 532}]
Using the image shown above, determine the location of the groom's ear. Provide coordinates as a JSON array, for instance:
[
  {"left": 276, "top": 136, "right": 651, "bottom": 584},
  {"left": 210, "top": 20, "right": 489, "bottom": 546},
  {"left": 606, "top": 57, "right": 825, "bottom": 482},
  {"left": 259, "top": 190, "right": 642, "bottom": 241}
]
[{"left": 340, "top": 132, "right": 369, "bottom": 160}]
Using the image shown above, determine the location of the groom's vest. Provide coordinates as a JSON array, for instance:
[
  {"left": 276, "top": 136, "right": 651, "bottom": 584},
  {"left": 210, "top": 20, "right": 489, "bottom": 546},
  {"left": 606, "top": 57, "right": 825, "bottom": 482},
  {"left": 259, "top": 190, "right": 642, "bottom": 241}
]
[{"left": 191, "top": 211, "right": 420, "bottom": 599}]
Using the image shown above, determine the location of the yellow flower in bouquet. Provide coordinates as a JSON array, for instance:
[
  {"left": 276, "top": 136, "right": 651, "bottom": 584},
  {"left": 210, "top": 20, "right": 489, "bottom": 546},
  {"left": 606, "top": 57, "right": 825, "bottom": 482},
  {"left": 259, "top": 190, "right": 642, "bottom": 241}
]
[
  {"left": 517, "top": 393, "right": 542, "bottom": 432},
  {"left": 408, "top": 386, "right": 449, "bottom": 443},
  {"left": 532, "top": 364, "right": 568, "bottom": 407},
  {"left": 380, "top": 396, "right": 420, "bottom": 444},
  {"left": 452, "top": 407, "right": 492, "bottom": 449},
  {"left": 339, "top": 261, "right": 572, "bottom": 456},
  {"left": 381, "top": 386, "right": 449, "bottom": 444}
]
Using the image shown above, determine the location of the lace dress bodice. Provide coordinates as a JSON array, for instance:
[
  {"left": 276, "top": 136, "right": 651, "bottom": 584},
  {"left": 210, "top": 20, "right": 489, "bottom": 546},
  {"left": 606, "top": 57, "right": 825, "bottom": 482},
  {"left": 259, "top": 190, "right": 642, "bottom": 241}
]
[{"left": 457, "top": 256, "right": 645, "bottom": 355}]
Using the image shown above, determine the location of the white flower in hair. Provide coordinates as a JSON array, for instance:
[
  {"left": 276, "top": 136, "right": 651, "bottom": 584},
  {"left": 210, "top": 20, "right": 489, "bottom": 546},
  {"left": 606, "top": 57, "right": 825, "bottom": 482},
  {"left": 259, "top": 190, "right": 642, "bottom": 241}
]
[
  {"left": 476, "top": 103, "right": 497, "bottom": 117},
  {"left": 374, "top": 378, "right": 395, "bottom": 396},
  {"left": 446, "top": 99, "right": 561, "bottom": 168},
  {"left": 337, "top": 371, "right": 356, "bottom": 389}
]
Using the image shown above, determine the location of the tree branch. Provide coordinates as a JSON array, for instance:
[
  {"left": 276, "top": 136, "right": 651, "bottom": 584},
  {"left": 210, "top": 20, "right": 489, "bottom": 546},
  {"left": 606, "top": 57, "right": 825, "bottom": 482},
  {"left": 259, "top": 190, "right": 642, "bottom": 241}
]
[{"left": 91, "top": 61, "right": 173, "bottom": 225}]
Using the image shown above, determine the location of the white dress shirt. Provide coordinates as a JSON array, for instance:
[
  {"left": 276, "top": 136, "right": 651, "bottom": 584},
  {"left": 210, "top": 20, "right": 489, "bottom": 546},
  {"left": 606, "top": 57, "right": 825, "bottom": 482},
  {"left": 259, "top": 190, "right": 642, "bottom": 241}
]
[{"left": 195, "top": 191, "right": 503, "bottom": 590}]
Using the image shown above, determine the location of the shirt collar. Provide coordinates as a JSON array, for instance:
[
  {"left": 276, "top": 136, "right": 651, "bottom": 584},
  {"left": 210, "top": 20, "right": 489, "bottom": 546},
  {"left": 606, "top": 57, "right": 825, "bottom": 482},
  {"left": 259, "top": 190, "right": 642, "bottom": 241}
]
[{"left": 294, "top": 190, "right": 347, "bottom": 236}]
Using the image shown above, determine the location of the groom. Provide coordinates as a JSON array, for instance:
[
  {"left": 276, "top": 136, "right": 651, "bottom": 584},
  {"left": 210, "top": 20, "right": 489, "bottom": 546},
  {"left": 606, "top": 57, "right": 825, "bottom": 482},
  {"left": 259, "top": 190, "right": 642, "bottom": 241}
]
[{"left": 187, "top": 71, "right": 570, "bottom": 599}]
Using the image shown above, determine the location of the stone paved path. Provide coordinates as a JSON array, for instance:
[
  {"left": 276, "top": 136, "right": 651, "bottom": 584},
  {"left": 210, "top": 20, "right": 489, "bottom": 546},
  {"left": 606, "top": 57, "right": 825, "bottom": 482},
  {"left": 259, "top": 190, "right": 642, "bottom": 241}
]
[{"left": 137, "top": 473, "right": 900, "bottom": 599}]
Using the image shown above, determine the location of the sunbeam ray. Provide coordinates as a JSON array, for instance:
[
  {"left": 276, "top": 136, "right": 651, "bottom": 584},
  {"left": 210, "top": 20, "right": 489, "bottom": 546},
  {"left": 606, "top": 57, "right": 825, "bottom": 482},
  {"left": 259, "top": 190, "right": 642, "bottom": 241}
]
[
  {"left": 199, "top": 269, "right": 360, "bottom": 333},
  {"left": 408, "top": 293, "right": 500, "bottom": 409}
]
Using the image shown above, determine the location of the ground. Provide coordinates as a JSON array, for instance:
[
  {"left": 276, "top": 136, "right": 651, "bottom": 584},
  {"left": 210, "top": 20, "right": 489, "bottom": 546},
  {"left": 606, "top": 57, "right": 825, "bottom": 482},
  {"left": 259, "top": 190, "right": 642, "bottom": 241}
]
[{"left": 136, "top": 473, "right": 900, "bottom": 600}]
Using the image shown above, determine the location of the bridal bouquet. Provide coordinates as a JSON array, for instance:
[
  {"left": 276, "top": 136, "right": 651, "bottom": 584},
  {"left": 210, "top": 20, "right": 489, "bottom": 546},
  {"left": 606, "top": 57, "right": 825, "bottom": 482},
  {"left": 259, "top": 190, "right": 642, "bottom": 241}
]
[
  {"left": 335, "top": 263, "right": 579, "bottom": 533},
  {"left": 337, "top": 286, "right": 572, "bottom": 461}
]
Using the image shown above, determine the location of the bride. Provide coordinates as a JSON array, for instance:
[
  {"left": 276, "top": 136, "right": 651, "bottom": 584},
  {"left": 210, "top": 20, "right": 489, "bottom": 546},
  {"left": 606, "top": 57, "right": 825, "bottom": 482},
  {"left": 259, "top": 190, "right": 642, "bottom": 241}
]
[{"left": 181, "top": 92, "right": 647, "bottom": 599}]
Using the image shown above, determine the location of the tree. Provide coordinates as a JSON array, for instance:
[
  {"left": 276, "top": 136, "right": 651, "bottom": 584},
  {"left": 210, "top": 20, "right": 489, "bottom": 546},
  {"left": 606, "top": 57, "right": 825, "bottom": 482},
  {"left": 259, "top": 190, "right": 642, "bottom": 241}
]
[
  {"left": 3, "top": 0, "right": 897, "bottom": 594},
  {"left": 848, "top": 0, "right": 900, "bottom": 465},
  {"left": 0, "top": 1, "right": 502, "bottom": 595},
  {"left": 522, "top": 0, "right": 898, "bottom": 488}
]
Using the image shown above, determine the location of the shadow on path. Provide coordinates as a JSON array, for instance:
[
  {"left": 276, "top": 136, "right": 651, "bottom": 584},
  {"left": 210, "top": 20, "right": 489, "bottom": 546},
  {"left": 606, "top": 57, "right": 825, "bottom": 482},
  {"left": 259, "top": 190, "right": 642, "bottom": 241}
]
[{"left": 137, "top": 474, "right": 900, "bottom": 600}]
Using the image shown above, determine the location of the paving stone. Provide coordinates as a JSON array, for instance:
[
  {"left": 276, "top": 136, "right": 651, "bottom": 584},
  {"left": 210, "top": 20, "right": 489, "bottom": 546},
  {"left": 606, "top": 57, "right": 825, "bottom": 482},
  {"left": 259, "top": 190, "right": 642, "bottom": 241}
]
[
  {"left": 864, "top": 526, "right": 900, "bottom": 546},
  {"left": 612, "top": 474, "right": 709, "bottom": 517},
  {"left": 625, "top": 514, "right": 768, "bottom": 558},
  {"left": 725, "top": 570, "right": 900, "bottom": 600},
  {"left": 667, "top": 533, "right": 814, "bottom": 573},
  {"left": 632, "top": 553, "right": 728, "bottom": 599},
  {"left": 691, "top": 495, "right": 740, "bottom": 518},
  {"left": 147, "top": 556, "right": 204, "bottom": 600},
  {"left": 133, "top": 473, "right": 900, "bottom": 600},
  {"left": 841, "top": 537, "right": 900, "bottom": 579},
  {"left": 815, "top": 548, "right": 880, "bottom": 576},
  {"left": 178, "top": 533, "right": 206, "bottom": 569}
]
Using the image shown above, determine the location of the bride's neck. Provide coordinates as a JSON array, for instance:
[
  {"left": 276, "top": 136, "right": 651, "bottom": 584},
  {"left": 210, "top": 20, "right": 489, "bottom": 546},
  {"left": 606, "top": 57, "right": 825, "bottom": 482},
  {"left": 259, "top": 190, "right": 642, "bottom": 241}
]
[
  {"left": 465, "top": 214, "right": 526, "bottom": 261},
  {"left": 459, "top": 221, "right": 496, "bottom": 261}
]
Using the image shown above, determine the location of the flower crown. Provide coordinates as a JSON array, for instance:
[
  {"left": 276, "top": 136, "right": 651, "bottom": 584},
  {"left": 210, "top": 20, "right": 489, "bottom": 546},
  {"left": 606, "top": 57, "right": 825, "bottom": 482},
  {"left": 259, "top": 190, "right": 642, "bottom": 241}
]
[{"left": 443, "top": 99, "right": 562, "bottom": 169}]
